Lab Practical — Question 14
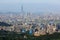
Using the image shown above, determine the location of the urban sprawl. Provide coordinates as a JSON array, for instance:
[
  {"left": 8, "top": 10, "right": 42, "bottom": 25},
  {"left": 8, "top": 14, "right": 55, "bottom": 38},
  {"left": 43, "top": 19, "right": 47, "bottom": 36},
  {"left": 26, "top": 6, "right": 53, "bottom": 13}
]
[{"left": 0, "top": 12, "right": 60, "bottom": 36}]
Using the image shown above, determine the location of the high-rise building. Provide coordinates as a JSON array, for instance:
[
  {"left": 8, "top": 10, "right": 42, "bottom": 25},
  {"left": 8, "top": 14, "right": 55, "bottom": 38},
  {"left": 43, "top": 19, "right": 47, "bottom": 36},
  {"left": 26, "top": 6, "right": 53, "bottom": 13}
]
[
  {"left": 21, "top": 5, "right": 25, "bottom": 19},
  {"left": 21, "top": 5, "right": 24, "bottom": 14}
]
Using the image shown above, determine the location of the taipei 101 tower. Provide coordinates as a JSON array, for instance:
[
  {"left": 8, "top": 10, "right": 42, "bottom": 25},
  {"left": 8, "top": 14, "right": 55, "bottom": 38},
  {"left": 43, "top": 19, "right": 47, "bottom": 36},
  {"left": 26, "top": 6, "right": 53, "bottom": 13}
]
[
  {"left": 21, "top": 5, "right": 24, "bottom": 18},
  {"left": 21, "top": 5, "right": 24, "bottom": 14}
]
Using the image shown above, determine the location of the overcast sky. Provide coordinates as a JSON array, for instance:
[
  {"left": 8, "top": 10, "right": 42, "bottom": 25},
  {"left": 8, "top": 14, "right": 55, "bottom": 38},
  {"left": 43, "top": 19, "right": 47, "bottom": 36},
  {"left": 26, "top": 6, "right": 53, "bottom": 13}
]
[{"left": 0, "top": 0, "right": 60, "bottom": 13}]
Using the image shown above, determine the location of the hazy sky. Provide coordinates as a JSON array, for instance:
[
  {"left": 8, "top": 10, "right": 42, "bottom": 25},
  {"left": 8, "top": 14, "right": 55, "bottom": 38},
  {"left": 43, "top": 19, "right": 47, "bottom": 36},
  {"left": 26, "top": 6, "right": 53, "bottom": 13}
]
[{"left": 0, "top": 0, "right": 60, "bottom": 13}]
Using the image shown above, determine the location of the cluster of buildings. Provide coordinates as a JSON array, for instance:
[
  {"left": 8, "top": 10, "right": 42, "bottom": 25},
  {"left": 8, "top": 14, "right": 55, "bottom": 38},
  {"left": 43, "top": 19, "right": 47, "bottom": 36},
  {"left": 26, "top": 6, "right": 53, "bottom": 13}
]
[
  {"left": 0, "top": 12, "right": 60, "bottom": 37},
  {"left": 0, "top": 20, "right": 60, "bottom": 37},
  {"left": 0, "top": 6, "right": 60, "bottom": 37}
]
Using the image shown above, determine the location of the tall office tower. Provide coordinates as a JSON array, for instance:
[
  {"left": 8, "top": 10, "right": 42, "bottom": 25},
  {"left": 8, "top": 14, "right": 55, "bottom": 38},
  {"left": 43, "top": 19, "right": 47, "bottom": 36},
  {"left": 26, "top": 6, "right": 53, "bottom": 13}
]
[
  {"left": 21, "top": 5, "right": 24, "bottom": 18},
  {"left": 21, "top": 5, "right": 24, "bottom": 14}
]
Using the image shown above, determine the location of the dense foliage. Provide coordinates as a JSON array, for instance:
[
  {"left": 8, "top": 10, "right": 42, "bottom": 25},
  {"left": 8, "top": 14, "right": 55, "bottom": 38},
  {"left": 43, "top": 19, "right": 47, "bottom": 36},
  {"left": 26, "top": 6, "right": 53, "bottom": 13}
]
[
  {"left": 0, "top": 22, "right": 12, "bottom": 26},
  {"left": 0, "top": 30, "right": 60, "bottom": 40}
]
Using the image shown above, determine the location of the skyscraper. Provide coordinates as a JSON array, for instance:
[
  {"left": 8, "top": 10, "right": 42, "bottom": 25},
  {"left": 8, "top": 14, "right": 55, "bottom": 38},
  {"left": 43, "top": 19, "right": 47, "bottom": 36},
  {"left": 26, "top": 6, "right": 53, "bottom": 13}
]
[
  {"left": 21, "top": 5, "right": 25, "bottom": 18},
  {"left": 21, "top": 5, "right": 24, "bottom": 14}
]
